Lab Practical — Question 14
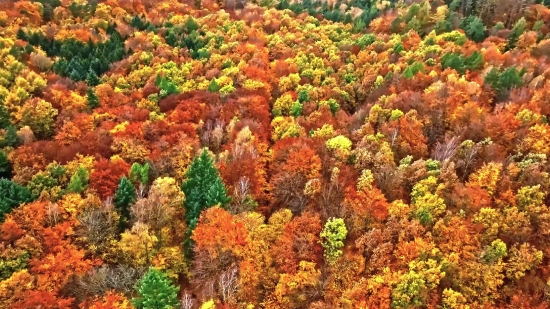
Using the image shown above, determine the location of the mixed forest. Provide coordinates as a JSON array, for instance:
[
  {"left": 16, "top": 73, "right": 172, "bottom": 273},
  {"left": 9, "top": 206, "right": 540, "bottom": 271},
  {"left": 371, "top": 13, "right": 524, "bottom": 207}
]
[{"left": 4, "top": 0, "right": 550, "bottom": 308}]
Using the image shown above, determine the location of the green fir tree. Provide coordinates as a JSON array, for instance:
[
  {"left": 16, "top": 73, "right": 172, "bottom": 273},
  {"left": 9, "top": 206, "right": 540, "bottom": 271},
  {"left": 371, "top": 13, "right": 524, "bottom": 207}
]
[
  {"left": 113, "top": 177, "right": 136, "bottom": 231},
  {"left": 464, "top": 16, "right": 487, "bottom": 43},
  {"left": 86, "top": 87, "right": 100, "bottom": 110},
  {"left": 131, "top": 268, "right": 180, "bottom": 309},
  {"left": 182, "top": 149, "right": 230, "bottom": 223},
  {"left": 0, "top": 151, "right": 11, "bottom": 179},
  {"left": 0, "top": 103, "right": 10, "bottom": 129},
  {"left": 506, "top": 18, "right": 526, "bottom": 51},
  {"left": 403, "top": 66, "right": 414, "bottom": 79},
  {"left": 0, "top": 179, "right": 33, "bottom": 221},
  {"left": 181, "top": 149, "right": 230, "bottom": 256},
  {"left": 86, "top": 69, "right": 100, "bottom": 86},
  {"left": 0, "top": 126, "right": 20, "bottom": 148}
]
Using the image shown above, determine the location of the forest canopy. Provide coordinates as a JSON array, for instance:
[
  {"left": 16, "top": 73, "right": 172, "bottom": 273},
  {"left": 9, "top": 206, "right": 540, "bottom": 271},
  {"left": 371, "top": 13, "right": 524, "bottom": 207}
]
[{"left": 2, "top": 0, "right": 550, "bottom": 308}]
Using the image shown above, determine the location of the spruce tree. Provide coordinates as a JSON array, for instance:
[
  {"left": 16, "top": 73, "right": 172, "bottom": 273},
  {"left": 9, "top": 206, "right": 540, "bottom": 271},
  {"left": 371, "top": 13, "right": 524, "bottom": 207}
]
[
  {"left": 66, "top": 167, "right": 89, "bottom": 193},
  {"left": 181, "top": 149, "right": 230, "bottom": 256},
  {"left": 132, "top": 268, "right": 179, "bottom": 309},
  {"left": 0, "top": 151, "right": 11, "bottom": 179},
  {"left": 0, "top": 103, "right": 10, "bottom": 129},
  {"left": 113, "top": 177, "right": 136, "bottom": 231},
  {"left": 165, "top": 30, "right": 178, "bottom": 47},
  {"left": 205, "top": 176, "right": 231, "bottom": 207},
  {"left": 0, "top": 126, "right": 20, "bottom": 148},
  {"left": 86, "top": 87, "right": 100, "bottom": 110},
  {"left": 86, "top": 69, "right": 100, "bottom": 86},
  {"left": 0, "top": 179, "right": 33, "bottom": 221},
  {"left": 506, "top": 18, "right": 526, "bottom": 51},
  {"left": 464, "top": 16, "right": 487, "bottom": 43},
  {"left": 182, "top": 149, "right": 230, "bottom": 225},
  {"left": 403, "top": 66, "right": 414, "bottom": 79}
]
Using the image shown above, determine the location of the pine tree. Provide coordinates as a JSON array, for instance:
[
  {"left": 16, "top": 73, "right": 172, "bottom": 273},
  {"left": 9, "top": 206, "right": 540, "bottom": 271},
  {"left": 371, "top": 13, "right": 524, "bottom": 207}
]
[
  {"left": 205, "top": 177, "right": 231, "bottom": 207},
  {"left": 464, "top": 16, "right": 487, "bottom": 43},
  {"left": 441, "top": 52, "right": 465, "bottom": 74},
  {"left": 0, "top": 126, "right": 20, "bottom": 148},
  {"left": 181, "top": 149, "right": 230, "bottom": 256},
  {"left": 16, "top": 29, "right": 27, "bottom": 41},
  {"left": 182, "top": 149, "right": 230, "bottom": 225},
  {"left": 86, "top": 87, "right": 100, "bottom": 110},
  {"left": 130, "top": 15, "right": 145, "bottom": 29},
  {"left": 506, "top": 18, "right": 526, "bottom": 51},
  {"left": 66, "top": 167, "right": 89, "bottom": 193},
  {"left": 113, "top": 177, "right": 136, "bottom": 231},
  {"left": 132, "top": 268, "right": 180, "bottom": 309},
  {"left": 0, "top": 179, "right": 33, "bottom": 221},
  {"left": 86, "top": 69, "right": 100, "bottom": 86},
  {"left": 0, "top": 151, "right": 11, "bottom": 179},
  {"left": 464, "top": 51, "right": 484, "bottom": 71},
  {"left": 0, "top": 103, "right": 10, "bottom": 129},
  {"left": 165, "top": 30, "right": 178, "bottom": 47},
  {"left": 403, "top": 66, "right": 414, "bottom": 79}
]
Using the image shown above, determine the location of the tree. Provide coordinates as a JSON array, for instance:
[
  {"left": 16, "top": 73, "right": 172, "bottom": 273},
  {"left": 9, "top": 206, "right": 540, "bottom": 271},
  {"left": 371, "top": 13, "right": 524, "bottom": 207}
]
[
  {"left": 131, "top": 177, "right": 184, "bottom": 247},
  {"left": 0, "top": 150, "right": 11, "bottom": 179},
  {"left": 129, "top": 162, "right": 150, "bottom": 186},
  {"left": 182, "top": 149, "right": 230, "bottom": 255},
  {"left": 403, "top": 66, "right": 414, "bottom": 79},
  {"left": 82, "top": 291, "right": 133, "bottom": 309},
  {"left": 462, "top": 16, "right": 486, "bottom": 43},
  {"left": 113, "top": 177, "right": 136, "bottom": 231},
  {"left": 87, "top": 87, "right": 100, "bottom": 110},
  {"left": 274, "top": 261, "right": 321, "bottom": 308},
  {"left": 0, "top": 179, "right": 33, "bottom": 221},
  {"left": 131, "top": 268, "right": 180, "bottom": 309},
  {"left": 19, "top": 98, "right": 58, "bottom": 139},
  {"left": 0, "top": 103, "right": 10, "bottom": 129},
  {"left": 117, "top": 222, "right": 158, "bottom": 267},
  {"left": 481, "top": 239, "right": 507, "bottom": 264},
  {"left": 207, "top": 79, "right": 220, "bottom": 93},
  {"left": 273, "top": 212, "right": 323, "bottom": 274},
  {"left": 90, "top": 158, "right": 130, "bottom": 199},
  {"left": 11, "top": 290, "right": 73, "bottom": 309},
  {"left": 192, "top": 207, "right": 248, "bottom": 259},
  {"left": 320, "top": 218, "right": 348, "bottom": 265},
  {"left": 129, "top": 162, "right": 150, "bottom": 197},
  {"left": 506, "top": 17, "right": 526, "bottom": 51},
  {"left": 86, "top": 69, "right": 100, "bottom": 87},
  {"left": 0, "top": 126, "right": 20, "bottom": 148},
  {"left": 66, "top": 167, "right": 89, "bottom": 193}
]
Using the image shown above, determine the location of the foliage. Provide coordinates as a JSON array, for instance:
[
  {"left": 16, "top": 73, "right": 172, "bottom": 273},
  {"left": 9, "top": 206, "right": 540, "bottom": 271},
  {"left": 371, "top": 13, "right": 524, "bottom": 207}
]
[
  {"left": 0, "top": 150, "right": 11, "bottom": 178},
  {"left": 113, "top": 177, "right": 136, "bottom": 231},
  {"left": 181, "top": 149, "right": 230, "bottom": 256},
  {"left": 484, "top": 66, "right": 525, "bottom": 97},
  {"left": 2, "top": 0, "right": 550, "bottom": 307},
  {"left": 131, "top": 267, "right": 180, "bottom": 309},
  {"left": 86, "top": 88, "right": 100, "bottom": 110},
  {"left": 66, "top": 167, "right": 89, "bottom": 194},
  {"left": 0, "top": 179, "right": 33, "bottom": 220},
  {"left": 320, "top": 218, "right": 347, "bottom": 265},
  {"left": 24, "top": 29, "right": 127, "bottom": 82}
]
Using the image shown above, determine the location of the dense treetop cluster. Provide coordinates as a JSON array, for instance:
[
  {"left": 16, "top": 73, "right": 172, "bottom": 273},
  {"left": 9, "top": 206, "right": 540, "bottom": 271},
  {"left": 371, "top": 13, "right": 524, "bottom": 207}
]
[{"left": 2, "top": 0, "right": 550, "bottom": 308}]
